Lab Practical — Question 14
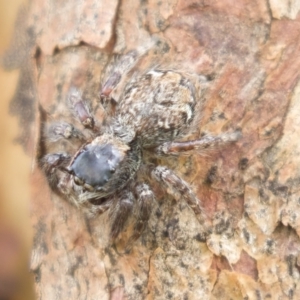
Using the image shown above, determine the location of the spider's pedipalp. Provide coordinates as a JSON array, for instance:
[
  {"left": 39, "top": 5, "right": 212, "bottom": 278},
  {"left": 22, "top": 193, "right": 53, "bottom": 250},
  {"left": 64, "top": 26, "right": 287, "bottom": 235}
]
[
  {"left": 40, "top": 153, "right": 71, "bottom": 188},
  {"left": 86, "top": 198, "right": 113, "bottom": 215}
]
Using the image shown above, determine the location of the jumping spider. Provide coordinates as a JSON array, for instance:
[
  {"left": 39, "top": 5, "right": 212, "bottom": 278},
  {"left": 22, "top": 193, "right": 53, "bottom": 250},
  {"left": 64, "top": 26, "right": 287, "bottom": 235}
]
[{"left": 40, "top": 49, "right": 240, "bottom": 243}]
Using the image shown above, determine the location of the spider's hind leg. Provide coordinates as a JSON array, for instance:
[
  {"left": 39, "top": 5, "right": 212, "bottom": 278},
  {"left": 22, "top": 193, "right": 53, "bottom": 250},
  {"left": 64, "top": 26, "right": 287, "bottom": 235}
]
[
  {"left": 68, "top": 86, "right": 96, "bottom": 130},
  {"left": 100, "top": 50, "right": 139, "bottom": 116},
  {"left": 100, "top": 45, "right": 153, "bottom": 116},
  {"left": 154, "top": 131, "right": 241, "bottom": 156},
  {"left": 100, "top": 49, "right": 140, "bottom": 100}
]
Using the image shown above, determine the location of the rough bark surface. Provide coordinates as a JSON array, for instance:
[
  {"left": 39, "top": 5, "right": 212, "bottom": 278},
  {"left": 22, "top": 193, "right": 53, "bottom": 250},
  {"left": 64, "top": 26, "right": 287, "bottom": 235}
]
[{"left": 8, "top": 0, "right": 300, "bottom": 299}]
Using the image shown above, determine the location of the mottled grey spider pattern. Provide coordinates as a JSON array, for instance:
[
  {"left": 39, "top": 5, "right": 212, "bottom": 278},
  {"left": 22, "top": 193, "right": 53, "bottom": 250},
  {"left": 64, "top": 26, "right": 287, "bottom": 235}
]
[{"left": 40, "top": 49, "right": 240, "bottom": 242}]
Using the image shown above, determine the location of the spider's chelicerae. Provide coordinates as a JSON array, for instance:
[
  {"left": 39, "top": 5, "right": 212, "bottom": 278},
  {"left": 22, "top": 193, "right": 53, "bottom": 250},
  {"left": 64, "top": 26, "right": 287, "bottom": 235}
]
[{"left": 40, "top": 50, "right": 240, "bottom": 242}]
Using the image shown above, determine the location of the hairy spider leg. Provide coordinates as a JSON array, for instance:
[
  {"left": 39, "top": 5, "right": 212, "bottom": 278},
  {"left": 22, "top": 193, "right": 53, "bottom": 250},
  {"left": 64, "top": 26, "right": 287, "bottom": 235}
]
[
  {"left": 100, "top": 51, "right": 139, "bottom": 116},
  {"left": 151, "top": 166, "right": 211, "bottom": 233},
  {"left": 154, "top": 131, "right": 241, "bottom": 156},
  {"left": 45, "top": 121, "right": 86, "bottom": 142},
  {"left": 109, "top": 190, "right": 134, "bottom": 240},
  {"left": 68, "top": 86, "right": 95, "bottom": 129},
  {"left": 126, "top": 183, "right": 154, "bottom": 246},
  {"left": 100, "top": 50, "right": 140, "bottom": 98}
]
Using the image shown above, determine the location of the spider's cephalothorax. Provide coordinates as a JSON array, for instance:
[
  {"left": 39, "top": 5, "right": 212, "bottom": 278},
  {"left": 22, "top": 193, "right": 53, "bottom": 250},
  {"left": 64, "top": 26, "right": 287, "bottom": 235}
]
[{"left": 40, "top": 51, "right": 240, "bottom": 242}]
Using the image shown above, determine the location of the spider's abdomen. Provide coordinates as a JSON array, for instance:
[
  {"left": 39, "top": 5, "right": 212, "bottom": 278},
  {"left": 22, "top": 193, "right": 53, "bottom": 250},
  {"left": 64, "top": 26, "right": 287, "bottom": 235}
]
[{"left": 114, "top": 70, "right": 198, "bottom": 146}]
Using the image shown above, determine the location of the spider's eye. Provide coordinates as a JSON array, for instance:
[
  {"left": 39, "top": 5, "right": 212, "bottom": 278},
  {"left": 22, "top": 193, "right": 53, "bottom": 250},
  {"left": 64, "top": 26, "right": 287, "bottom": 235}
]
[{"left": 69, "top": 143, "right": 125, "bottom": 189}]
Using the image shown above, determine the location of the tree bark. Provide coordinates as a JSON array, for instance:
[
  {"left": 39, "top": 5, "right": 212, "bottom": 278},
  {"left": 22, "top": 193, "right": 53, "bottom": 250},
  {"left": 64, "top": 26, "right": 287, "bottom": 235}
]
[{"left": 8, "top": 0, "right": 300, "bottom": 299}]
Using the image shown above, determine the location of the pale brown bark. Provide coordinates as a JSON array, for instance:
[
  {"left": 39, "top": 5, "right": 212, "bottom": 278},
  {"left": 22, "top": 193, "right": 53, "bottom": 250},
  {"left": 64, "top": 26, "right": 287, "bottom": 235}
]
[
  {"left": 8, "top": 0, "right": 300, "bottom": 299},
  {"left": 0, "top": 2, "right": 35, "bottom": 300}
]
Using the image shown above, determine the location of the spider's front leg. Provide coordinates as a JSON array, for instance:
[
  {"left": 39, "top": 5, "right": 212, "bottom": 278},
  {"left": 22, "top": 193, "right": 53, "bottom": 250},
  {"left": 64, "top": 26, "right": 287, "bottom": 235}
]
[
  {"left": 154, "top": 131, "right": 241, "bottom": 156},
  {"left": 108, "top": 183, "right": 154, "bottom": 244},
  {"left": 109, "top": 190, "right": 134, "bottom": 240},
  {"left": 129, "top": 183, "right": 154, "bottom": 244},
  {"left": 45, "top": 121, "right": 85, "bottom": 143},
  {"left": 151, "top": 166, "right": 211, "bottom": 233}
]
